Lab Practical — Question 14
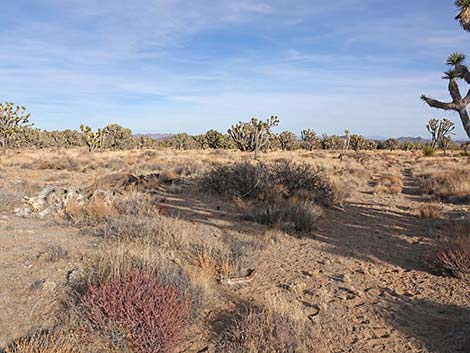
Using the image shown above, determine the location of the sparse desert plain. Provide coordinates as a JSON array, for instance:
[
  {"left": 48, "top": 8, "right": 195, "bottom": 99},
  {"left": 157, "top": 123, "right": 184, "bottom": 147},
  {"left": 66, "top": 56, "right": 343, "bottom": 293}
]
[{"left": 0, "top": 148, "right": 468, "bottom": 353}]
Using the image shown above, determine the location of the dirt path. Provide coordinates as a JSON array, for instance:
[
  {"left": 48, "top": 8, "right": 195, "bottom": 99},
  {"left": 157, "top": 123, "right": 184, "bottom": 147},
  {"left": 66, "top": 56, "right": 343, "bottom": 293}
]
[{"left": 230, "top": 176, "right": 470, "bottom": 353}]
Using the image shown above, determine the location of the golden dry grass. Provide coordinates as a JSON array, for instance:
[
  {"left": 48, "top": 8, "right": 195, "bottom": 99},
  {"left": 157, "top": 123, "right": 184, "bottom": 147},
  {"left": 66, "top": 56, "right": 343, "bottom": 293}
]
[
  {"left": 4, "top": 332, "right": 78, "bottom": 353},
  {"left": 374, "top": 174, "right": 403, "bottom": 195},
  {"left": 414, "top": 158, "right": 470, "bottom": 203}
]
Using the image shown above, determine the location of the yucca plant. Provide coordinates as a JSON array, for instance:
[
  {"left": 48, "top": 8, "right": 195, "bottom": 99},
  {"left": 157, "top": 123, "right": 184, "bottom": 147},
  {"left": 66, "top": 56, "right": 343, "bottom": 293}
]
[{"left": 456, "top": 0, "right": 470, "bottom": 31}]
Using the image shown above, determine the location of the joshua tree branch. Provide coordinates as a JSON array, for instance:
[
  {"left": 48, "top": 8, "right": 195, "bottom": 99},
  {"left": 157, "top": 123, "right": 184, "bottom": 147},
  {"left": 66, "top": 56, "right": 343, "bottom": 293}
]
[
  {"left": 421, "top": 95, "right": 458, "bottom": 111},
  {"left": 463, "top": 89, "right": 470, "bottom": 104}
]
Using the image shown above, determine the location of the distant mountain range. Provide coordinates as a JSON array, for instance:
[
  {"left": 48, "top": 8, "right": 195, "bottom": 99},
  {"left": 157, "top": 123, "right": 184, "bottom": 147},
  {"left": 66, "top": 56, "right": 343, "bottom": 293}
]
[{"left": 135, "top": 133, "right": 174, "bottom": 141}]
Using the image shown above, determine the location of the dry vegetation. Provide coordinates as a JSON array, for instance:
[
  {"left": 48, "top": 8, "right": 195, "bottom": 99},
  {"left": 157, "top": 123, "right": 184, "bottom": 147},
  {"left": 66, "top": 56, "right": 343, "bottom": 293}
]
[{"left": 0, "top": 148, "right": 469, "bottom": 353}]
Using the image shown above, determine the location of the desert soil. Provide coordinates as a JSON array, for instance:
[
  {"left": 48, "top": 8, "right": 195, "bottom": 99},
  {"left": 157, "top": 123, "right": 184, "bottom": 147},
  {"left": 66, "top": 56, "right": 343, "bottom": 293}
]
[{"left": 0, "top": 150, "right": 469, "bottom": 353}]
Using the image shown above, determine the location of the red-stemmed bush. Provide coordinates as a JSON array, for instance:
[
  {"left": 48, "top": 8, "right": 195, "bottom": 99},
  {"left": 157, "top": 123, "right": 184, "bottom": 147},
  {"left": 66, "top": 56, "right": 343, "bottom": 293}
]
[{"left": 78, "top": 270, "right": 190, "bottom": 353}]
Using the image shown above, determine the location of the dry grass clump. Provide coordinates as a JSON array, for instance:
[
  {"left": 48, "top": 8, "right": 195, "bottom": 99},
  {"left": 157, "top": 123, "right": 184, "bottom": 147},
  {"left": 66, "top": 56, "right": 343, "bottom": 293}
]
[
  {"left": 249, "top": 200, "right": 323, "bottom": 232},
  {"left": 4, "top": 331, "right": 78, "bottom": 353},
  {"left": 417, "top": 167, "right": 470, "bottom": 203},
  {"left": 434, "top": 223, "right": 470, "bottom": 279},
  {"left": 64, "top": 196, "right": 118, "bottom": 226},
  {"left": 419, "top": 203, "right": 443, "bottom": 219},
  {"left": 374, "top": 174, "right": 403, "bottom": 195},
  {"left": 77, "top": 269, "right": 190, "bottom": 353},
  {"left": 0, "top": 188, "right": 23, "bottom": 212},
  {"left": 65, "top": 191, "right": 160, "bottom": 226},
  {"left": 92, "top": 215, "right": 185, "bottom": 251},
  {"left": 217, "top": 303, "right": 312, "bottom": 353}
]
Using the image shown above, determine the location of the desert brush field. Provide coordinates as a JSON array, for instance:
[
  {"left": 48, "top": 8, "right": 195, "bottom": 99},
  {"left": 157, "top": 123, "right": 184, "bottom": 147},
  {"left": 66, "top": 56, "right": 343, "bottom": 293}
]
[{"left": 0, "top": 148, "right": 468, "bottom": 353}]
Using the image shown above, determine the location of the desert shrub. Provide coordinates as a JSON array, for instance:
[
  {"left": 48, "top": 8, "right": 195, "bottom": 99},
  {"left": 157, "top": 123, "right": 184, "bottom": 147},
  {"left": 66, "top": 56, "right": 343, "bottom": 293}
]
[
  {"left": 434, "top": 223, "right": 470, "bottom": 278},
  {"left": 417, "top": 168, "right": 470, "bottom": 203},
  {"left": 419, "top": 203, "right": 443, "bottom": 219},
  {"left": 201, "top": 160, "right": 335, "bottom": 207},
  {"left": 5, "top": 331, "right": 78, "bottom": 353},
  {"left": 374, "top": 175, "right": 403, "bottom": 195},
  {"left": 217, "top": 303, "right": 312, "bottom": 353},
  {"left": 422, "top": 145, "right": 436, "bottom": 157},
  {"left": 201, "top": 161, "right": 268, "bottom": 200},
  {"left": 39, "top": 244, "right": 69, "bottom": 262},
  {"left": 77, "top": 269, "right": 190, "bottom": 353}
]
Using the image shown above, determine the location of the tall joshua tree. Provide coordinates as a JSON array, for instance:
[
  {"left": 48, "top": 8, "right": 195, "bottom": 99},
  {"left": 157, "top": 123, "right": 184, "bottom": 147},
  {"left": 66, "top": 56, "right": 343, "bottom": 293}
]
[
  {"left": 0, "top": 102, "right": 32, "bottom": 154},
  {"left": 421, "top": 54, "right": 470, "bottom": 139},
  {"left": 421, "top": 2, "right": 470, "bottom": 140},
  {"left": 456, "top": 0, "right": 470, "bottom": 31}
]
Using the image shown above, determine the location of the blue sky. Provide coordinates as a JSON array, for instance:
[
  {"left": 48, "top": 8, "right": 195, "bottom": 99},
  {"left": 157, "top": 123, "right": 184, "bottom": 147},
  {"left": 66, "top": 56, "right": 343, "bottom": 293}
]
[{"left": 1, "top": 0, "right": 469, "bottom": 138}]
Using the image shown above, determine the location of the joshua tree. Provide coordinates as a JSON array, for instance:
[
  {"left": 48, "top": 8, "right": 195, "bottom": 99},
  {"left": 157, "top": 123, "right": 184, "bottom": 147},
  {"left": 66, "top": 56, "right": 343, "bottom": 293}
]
[
  {"left": 228, "top": 116, "right": 279, "bottom": 159},
  {"left": 320, "top": 134, "right": 343, "bottom": 150},
  {"left": 102, "top": 124, "right": 133, "bottom": 150},
  {"left": 300, "top": 129, "right": 319, "bottom": 151},
  {"left": 456, "top": 0, "right": 470, "bottom": 31},
  {"left": 383, "top": 138, "right": 400, "bottom": 151},
  {"left": 339, "top": 130, "right": 351, "bottom": 161},
  {"left": 349, "top": 134, "right": 376, "bottom": 151},
  {"left": 277, "top": 131, "right": 297, "bottom": 151},
  {"left": 80, "top": 124, "right": 102, "bottom": 152},
  {"left": 170, "top": 133, "right": 195, "bottom": 150},
  {"left": 204, "top": 129, "right": 232, "bottom": 149},
  {"left": 421, "top": 59, "right": 470, "bottom": 140},
  {"left": 426, "top": 118, "right": 455, "bottom": 148},
  {"left": 0, "top": 102, "right": 32, "bottom": 154}
]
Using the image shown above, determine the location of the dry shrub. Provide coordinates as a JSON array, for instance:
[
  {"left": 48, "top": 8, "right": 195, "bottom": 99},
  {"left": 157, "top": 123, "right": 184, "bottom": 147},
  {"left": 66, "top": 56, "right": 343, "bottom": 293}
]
[
  {"left": 112, "top": 192, "right": 158, "bottom": 216},
  {"left": 217, "top": 303, "right": 312, "bottom": 353},
  {"left": 434, "top": 223, "right": 470, "bottom": 278},
  {"left": 419, "top": 203, "right": 443, "bottom": 219},
  {"left": 374, "top": 174, "right": 403, "bottom": 195},
  {"left": 159, "top": 169, "right": 180, "bottom": 183},
  {"left": 418, "top": 168, "right": 470, "bottom": 203},
  {"left": 78, "top": 270, "right": 190, "bottom": 353},
  {"left": 5, "top": 331, "right": 78, "bottom": 353},
  {"left": 62, "top": 244, "right": 204, "bottom": 351},
  {"left": 201, "top": 160, "right": 336, "bottom": 208},
  {"left": 38, "top": 244, "right": 69, "bottom": 262},
  {"left": 64, "top": 195, "right": 117, "bottom": 226}
]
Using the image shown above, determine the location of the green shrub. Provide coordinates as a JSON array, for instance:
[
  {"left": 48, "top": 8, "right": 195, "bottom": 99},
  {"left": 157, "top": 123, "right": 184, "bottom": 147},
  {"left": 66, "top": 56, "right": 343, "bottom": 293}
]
[{"left": 423, "top": 145, "right": 436, "bottom": 157}]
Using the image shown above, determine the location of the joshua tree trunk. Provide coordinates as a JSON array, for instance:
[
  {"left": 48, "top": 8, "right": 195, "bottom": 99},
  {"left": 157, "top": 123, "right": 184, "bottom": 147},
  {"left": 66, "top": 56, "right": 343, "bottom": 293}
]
[
  {"left": 1, "top": 138, "right": 6, "bottom": 155},
  {"left": 458, "top": 108, "right": 470, "bottom": 138}
]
